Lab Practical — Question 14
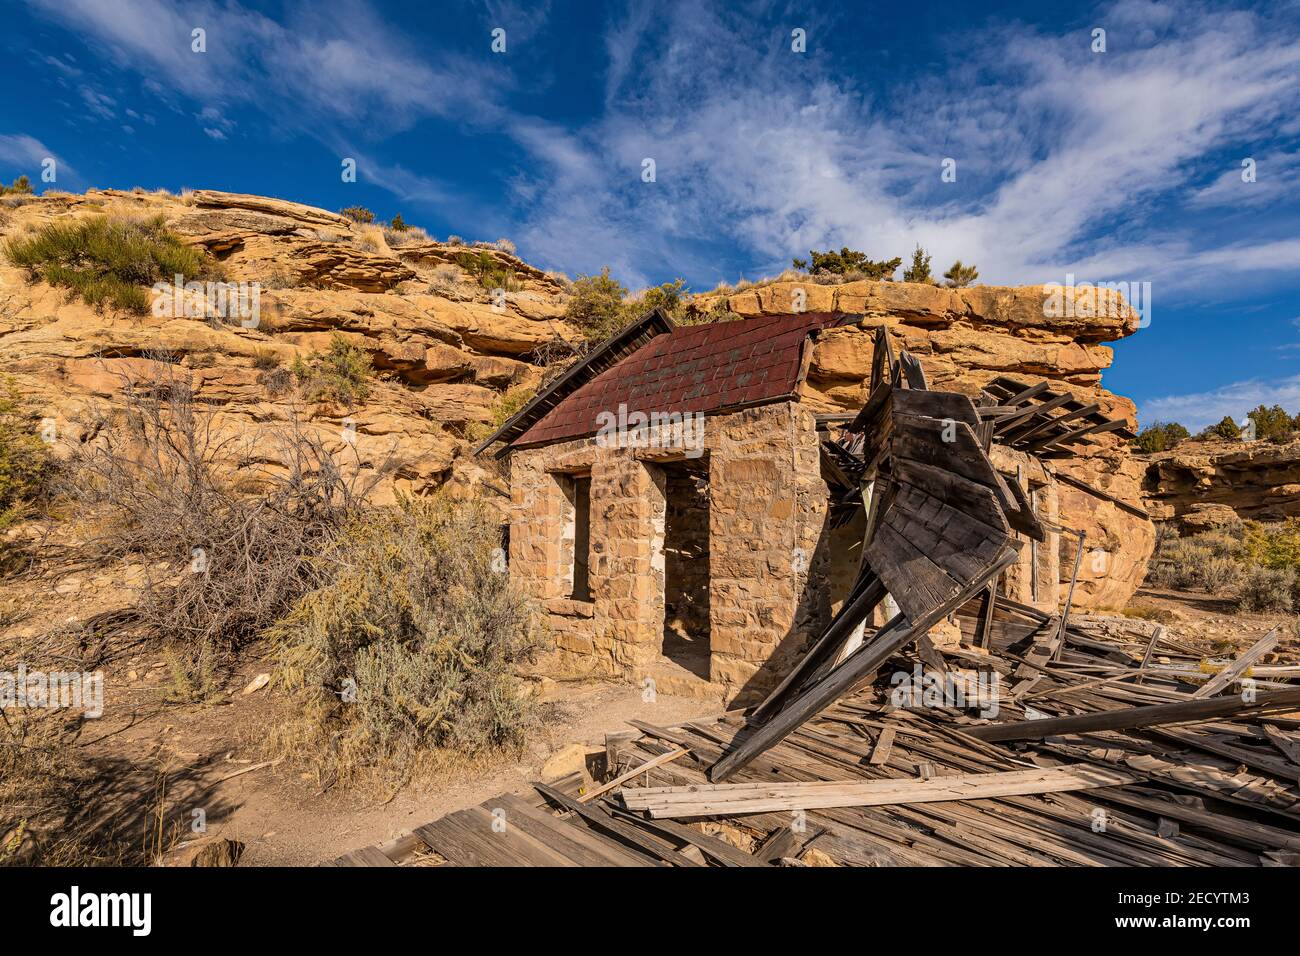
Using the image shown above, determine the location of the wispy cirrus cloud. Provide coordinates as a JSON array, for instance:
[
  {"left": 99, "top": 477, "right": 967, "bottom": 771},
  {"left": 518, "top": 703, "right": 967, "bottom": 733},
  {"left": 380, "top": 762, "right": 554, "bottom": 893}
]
[
  {"left": 22, "top": 0, "right": 1300, "bottom": 299},
  {"left": 509, "top": 0, "right": 1300, "bottom": 289},
  {"left": 0, "top": 133, "right": 78, "bottom": 187},
  {"left": 25, "top": 0, "right": 509, "bottom": 136}
]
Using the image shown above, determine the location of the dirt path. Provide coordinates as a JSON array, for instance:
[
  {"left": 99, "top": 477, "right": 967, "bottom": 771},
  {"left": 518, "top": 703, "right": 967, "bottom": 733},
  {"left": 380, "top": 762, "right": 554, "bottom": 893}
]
[{"left": 68, "top": 649, "right": 720, "bottom": 866}]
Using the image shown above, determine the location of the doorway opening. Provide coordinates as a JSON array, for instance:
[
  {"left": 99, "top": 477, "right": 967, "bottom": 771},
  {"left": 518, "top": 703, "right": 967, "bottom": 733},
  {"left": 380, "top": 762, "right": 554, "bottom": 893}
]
[{"left": 661, "top": 457, "right": 710, "bottom": 680}]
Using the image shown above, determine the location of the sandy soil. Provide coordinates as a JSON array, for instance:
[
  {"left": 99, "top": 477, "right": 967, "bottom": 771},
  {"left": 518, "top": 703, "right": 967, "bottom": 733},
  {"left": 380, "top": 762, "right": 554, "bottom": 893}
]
[{"left": 34, "top": 639, "right": 719, "bottom": 865}]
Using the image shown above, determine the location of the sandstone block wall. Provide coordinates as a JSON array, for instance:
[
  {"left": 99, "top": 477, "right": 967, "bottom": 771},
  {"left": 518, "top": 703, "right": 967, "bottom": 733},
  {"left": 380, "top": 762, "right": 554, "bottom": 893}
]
[{"left": 509, "top": 401, "right": 829, "bottom": 702}]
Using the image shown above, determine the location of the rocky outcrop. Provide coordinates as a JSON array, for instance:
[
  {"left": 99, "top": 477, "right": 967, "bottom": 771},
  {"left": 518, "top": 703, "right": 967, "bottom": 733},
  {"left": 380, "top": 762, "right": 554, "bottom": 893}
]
[
  {"left": 1141, "top": 437, "right": 1300, "bottom": 529},
  {"left": 1, "top": 190, "right": 1154, "bottom": 607},
  {"left": 692, "top": 280, "right": 1152, "bottom": 609},
  {"left": 0, "top": 188, "right": 574, "bottom": 502}
]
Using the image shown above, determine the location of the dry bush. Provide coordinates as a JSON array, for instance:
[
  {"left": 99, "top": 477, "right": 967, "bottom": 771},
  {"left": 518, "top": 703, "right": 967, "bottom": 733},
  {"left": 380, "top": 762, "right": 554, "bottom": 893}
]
[
  {"left": 1200, "top": 556, "right": 1245, "bottom": 596},
  {"left": 1148, "top": 540, "right": 1213, "bottom": 590},
  {"left": 270, "top": 495, "right": 541, "bottom": 787},
  {"left": 1237, "top": 566, "right": 1296, "bottom": 613},
  {"left": 59, "top": 365, "right": 390, "bottom": 685},
  {"left": 384, "top": 224, "right": 430, "bottom": 247},
  {"left": 0, "top": 377, "right": 54, "bottom": 537}
]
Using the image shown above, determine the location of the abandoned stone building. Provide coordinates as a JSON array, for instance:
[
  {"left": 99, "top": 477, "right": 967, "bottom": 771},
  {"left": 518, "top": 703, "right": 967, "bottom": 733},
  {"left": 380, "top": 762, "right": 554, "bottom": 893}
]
[{"left": 477, "top": 308, "right": 1134, "bottom": 704}]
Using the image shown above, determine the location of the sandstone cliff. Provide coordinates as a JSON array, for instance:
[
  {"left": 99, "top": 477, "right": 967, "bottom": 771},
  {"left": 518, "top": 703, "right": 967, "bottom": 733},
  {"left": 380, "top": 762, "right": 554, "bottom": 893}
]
[
  {"left": 1141, "top": 436, "right": 1300, "bottom": 529},
  {"left": 0, "top": 188, "right": 577, "bottom": 501},
  {"left": 1, "top": 189, "right": 1152, "bottom": 608}
]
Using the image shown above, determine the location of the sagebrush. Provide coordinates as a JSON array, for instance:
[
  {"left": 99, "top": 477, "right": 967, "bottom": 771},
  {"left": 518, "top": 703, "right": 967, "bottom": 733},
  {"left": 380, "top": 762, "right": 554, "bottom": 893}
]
[{"left": 271, "top": 495, "right": 541, "bottom": 785}]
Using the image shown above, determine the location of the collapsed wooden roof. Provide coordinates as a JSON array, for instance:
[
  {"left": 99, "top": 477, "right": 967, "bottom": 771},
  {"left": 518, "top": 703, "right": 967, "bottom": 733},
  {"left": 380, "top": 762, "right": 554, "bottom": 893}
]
[
  {"left": 711, "top": 329, "right": 1034, "bottom": 780},
  {"left": 334, "top": 605, "right": 1300, "bottom": 867}
]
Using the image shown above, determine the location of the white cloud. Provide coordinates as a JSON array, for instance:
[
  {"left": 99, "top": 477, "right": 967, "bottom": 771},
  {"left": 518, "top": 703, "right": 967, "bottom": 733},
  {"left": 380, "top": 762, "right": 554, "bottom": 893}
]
[
  {"left": 0, "top": 133, "right": 55, "bottom": 166},
  {"left": 1188, "top": 151, "right": 1300, "bottom": 210},
  {"left": 78, "top": 85, "right": 116, "bottom": 120},
  {"left": 23, "top": 0, "right": 1300, "bottom": 299},
  {"left": 26, "top": 0, "right": 506, "bottom": 133},
  {"left": 1141, "top": 375, "right": 1300, "bottom": 430},
  {"left": 0, "top": 134, "right": 79, "bottom": 188},
  {"left": 510, "top": 0, "right": 1300, "bottom": 291}
]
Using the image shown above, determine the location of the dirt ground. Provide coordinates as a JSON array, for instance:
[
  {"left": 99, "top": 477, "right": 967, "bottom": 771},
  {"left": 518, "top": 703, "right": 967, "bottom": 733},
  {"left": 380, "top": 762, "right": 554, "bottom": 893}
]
[
  {"left": 1122, "top": 584, "right": 1300, "bottom": 661},
  {"left": 6, "top": 619, "right": 720, "bottom": 865},
  {"left": 5, "top": 556, "right": 1296, "bottom": 867}
]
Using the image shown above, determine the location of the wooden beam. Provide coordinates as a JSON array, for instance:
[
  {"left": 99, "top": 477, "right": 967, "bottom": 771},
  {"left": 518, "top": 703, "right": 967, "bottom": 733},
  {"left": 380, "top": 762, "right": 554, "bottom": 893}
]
[
  {"left": 1192, "top": 627, "right": 1280, "bottom": 699},
  {"left": 1035, "top": 417, "right": 1129, "bottom": 453},
  {"left": 710, "top": 546, "right": 1020, "bottom": 782},
  {"left": 966, "top": 685, "right": 1300, "bottom": 743},
  {"left": 995, "top": 391, "right": 1075, "bottom": 437},
  {"left": 579, "top": 747, "right": 689, "bottom": 803}
]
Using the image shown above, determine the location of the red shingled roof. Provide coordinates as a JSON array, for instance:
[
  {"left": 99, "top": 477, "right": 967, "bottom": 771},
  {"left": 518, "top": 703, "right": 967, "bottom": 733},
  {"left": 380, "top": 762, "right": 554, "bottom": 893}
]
[{"left": 514, "top": 311, "right": 845, "bottom": 448}]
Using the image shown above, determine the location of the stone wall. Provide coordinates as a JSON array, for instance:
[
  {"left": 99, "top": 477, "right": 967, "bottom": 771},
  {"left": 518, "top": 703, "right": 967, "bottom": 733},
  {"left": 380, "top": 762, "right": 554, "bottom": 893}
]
[{"left": 508, "top": 401, "right": 829, "bottom": 703}]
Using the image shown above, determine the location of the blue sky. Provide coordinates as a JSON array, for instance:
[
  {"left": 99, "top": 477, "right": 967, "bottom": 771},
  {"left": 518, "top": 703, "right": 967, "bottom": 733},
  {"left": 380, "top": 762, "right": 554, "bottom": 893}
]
[{"left": 3, "top": 0, "right": 1299, "bottom": 429}]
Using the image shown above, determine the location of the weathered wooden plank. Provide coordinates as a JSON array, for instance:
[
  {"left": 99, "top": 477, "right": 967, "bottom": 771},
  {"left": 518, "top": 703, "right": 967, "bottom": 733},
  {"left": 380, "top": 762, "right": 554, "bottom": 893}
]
[
  {"left": 493, "top": 794, "right": 654, "bottom": 867},
  {"left": 533, "top": 783, "right": 703, "bottom": 867},
  {"left": 868, "top": 726, "right": 896, "bottom": 765},
  {"left": 967, "top": 685, "right": 1300, "bottom": 743},
  {"left": 1192, "top": 627, "right": 1280, "bottom": 699},
  {"left": 624, "top": 766, "right": 1135, "bottom": 818}
]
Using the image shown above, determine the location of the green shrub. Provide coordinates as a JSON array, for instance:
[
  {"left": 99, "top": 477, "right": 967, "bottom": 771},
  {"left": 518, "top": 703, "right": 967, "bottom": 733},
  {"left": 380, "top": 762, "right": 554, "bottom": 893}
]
[
  {"left": 1237, "top": 565, "right": 1295, "bottom": 613},
  {"left": 340, "top": 206, "right": 375, "bottom": 224},
  {"left": 635, "top": 278, "right": 687, "bottom": 319},
  {"left": 3, "top": 215, "right": 219, "bottom": 315},
  {"left": 902, "top": 245, "right": 933, "bottom": 283},
  {"left": 1247, "top": 404, "right": 1296, "bottom": 442},
  {"left": 942, "top": 260, "right": 979, "bottom": 288},
  {"left": 0, "top": 176, "right": 33, "bottom": 196},
  {"left": 271, "top": 495, "right": 541, "bottom": 783},
  {"left": 565, "top": 266, "right": 630, "bottom": 340},
  {"left": 792, "top": 247, "right": 901, "bottom": 280},
  {"left": 454, "top": 249, "right": 518, "bottom": 293},
  {"left": 1241, "top": 518, "right": 1300, "bottom": 570},
  {"left": 390, "top": 213, "right": 408, "bottom": 232},
  {"left": 292, "top": 333, "right": 372, "bottom": 407},
  {"left": 1135, "top": 421, "right": 1190, "bottom": 453},
  {"left": 1205, "top": 416, "right": 1241, "bottom": 440}
]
